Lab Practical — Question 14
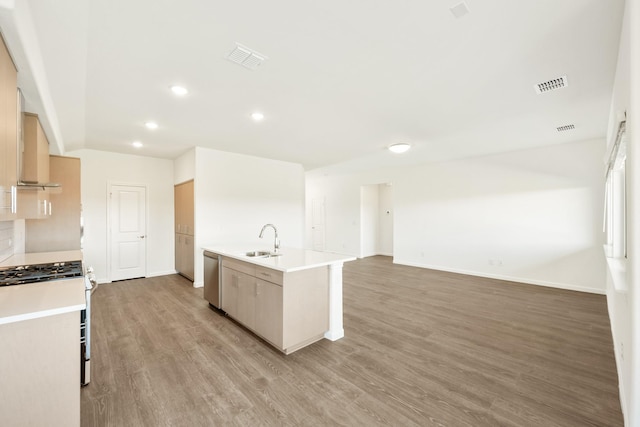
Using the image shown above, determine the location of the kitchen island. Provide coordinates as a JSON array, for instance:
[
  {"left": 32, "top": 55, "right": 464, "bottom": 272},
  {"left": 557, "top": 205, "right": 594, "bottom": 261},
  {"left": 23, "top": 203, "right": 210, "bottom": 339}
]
[{"left": 201, "top": 246, "right": 355, "bottom": 354}]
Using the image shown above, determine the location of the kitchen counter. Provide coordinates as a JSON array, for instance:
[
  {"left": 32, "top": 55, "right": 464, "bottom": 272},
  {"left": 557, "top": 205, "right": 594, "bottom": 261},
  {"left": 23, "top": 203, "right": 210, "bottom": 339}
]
[
  {"left": 0, "top": 250, "right": 85, "bottom": 325},
  {"left": 201, "top": 246, "right": 355, "bottom": 272},
  {"left": 0, "top": 249, "right": 83, "bottom": 267},
  {"left": 202, "top": 246, "right": 355, "bottom": 342}
]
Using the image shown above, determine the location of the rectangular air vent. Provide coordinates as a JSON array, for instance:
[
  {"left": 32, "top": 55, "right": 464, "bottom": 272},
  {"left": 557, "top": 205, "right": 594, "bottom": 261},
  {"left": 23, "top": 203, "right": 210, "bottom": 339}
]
[
  {"left": 450, "top": 2, "right": 470, "bottom": 19},
  {"left": 225, "top": 44, "right": 267, "bottom": 70},
  {"left": 557, "top": 124, "right": 575, "bottom": 132},
  {"left": 534, "top": 75, "right": 568, "bottom": 94}
]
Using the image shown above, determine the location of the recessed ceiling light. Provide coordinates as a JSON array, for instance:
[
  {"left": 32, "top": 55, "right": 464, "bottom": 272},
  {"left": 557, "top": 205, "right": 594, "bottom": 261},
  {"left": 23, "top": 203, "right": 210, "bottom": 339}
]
[
  {"left": 388, "top": 143, "right": 411, "bottom": 154},
  {"left": 170, "top": 85, "right": 188, "bottom": 96},
  {"left": 132, "top": 141, "right": 143, "bottom": 148},
  {"left": 145, "top": 121, "right": 158, "bottom": 130},
  {"left": 251, "top": 112, "right": 265, "bottom": 121}
]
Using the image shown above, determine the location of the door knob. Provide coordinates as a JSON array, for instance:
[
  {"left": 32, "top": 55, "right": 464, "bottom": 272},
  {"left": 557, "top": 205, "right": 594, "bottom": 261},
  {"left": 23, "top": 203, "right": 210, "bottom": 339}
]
[{"left": 138, "top": 235, "right": 146, "bottom": 239}]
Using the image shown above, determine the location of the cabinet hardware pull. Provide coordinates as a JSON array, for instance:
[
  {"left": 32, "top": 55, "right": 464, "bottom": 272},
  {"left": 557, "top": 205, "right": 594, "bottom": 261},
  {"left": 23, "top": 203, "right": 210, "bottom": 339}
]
[{"left": 11, "top": 186, "right": 16, "bottom": 214}]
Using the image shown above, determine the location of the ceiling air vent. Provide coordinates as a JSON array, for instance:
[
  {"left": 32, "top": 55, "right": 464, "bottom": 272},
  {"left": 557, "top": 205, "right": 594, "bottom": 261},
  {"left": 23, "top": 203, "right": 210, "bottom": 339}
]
[
  {"left": 225, "top": 44, "right": 268, "bottom": 70},
  {"left": 450, "top": 2, "right": 470, "bottom": 19},
  {"left": 557, "top": 124, "right": 575, "bottom": 132},
  {"left": 534, "top": 75, "right": 568, "bottom": 94}
]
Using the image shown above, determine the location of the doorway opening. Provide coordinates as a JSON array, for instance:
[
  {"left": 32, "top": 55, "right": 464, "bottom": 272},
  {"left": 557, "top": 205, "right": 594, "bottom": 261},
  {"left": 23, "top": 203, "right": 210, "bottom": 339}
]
[{"left": 360, "top": 183, "right": 393, "bottom": 258}]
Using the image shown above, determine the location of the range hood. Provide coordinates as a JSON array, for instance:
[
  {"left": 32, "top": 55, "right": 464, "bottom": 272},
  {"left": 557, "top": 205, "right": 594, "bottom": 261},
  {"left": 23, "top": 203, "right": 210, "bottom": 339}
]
[{"left": 17, "top": 181, "right": 61, "bottom": 189}]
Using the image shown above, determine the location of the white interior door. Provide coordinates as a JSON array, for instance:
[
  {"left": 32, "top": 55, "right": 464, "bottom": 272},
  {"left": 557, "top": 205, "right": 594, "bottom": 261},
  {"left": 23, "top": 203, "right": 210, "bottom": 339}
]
[
  {"left": 312, "top": 197, "right": 325, "bottom": 251},
  {"left": 110, "top": 185, "right": 146, "bottom": 281}
]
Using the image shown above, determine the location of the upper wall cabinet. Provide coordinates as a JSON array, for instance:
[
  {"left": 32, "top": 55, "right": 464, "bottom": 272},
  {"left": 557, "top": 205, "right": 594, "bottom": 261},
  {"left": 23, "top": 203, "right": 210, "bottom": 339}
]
[
  {"left": 0, "top": 34, "right": 18, "bottom": 221},
  {"left": 21, "top": 112, "right": 50, "bottom": 184}
]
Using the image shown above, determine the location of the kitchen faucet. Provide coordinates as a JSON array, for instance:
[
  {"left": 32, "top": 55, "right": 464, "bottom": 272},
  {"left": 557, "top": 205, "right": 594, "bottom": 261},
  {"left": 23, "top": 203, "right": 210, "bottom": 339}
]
[{"left": 259, "top": 223, "right": 279, "bottom": 253}]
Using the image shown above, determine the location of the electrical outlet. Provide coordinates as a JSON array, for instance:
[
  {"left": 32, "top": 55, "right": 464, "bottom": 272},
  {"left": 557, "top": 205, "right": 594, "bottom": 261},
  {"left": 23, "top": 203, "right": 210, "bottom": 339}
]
[
  {"left": 421, "top": 251, "right": 425, "bottom": 257},
  {"left": 621, "top": 342, "right": 624, "bottom": 360}
]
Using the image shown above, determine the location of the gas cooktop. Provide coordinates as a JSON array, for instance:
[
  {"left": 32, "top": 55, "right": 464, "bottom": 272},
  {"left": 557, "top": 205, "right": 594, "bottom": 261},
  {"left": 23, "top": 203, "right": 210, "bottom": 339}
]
[{"left": 0, "top": 260, "right": 83, "bottom": 286}]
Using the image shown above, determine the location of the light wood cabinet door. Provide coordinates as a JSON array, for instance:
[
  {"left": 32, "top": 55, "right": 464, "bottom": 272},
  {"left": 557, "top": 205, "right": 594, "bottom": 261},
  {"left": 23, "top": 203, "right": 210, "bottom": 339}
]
[
  {"left": 221, "top": 266, "right": 239, "bottom": 319},
  {"left": 236, "top": 271, "right": 256, "bottom": 330},
  {"left": 183, "top": 234, "right": 194, "bottom": 280},
  {"left": 222, "top": 266, "right": 257, "bottom": 330},
  {"left": 175, "top": 233, "right": 195, "bottom": 281},
  {"left": 22, "top": 112, "right": 50, "bottom": 184},
  {"left": 26, "top": 156, "right": 82, "bottom": 251},
  {"left": 255, "top": 278, "right": 283, "bottom": 346},
  {"left": 0, "top": 34, "right": 17, "bottom": 221},
  {"left": 19, "top": 189, "right": 51, "bottom": 219},
  {"left": 174, "top": 180, "right": 194, "bottom": 235}
]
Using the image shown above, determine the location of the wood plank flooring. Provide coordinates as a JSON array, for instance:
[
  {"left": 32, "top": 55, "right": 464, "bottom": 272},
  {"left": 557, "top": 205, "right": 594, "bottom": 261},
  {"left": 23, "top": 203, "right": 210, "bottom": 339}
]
[{"left": 81, "top": 256, "right": 623, "bottom": 426}]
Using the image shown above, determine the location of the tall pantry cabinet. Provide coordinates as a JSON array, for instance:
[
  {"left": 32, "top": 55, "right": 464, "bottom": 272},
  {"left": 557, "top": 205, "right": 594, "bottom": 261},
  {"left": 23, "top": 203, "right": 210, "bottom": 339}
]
[{"left": 175, "top": 180, "right": 194, "bottom": 281}]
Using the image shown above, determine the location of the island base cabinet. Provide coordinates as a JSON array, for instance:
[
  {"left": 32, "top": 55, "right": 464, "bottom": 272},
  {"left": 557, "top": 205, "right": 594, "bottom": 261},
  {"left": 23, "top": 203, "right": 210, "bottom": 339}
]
[
  {"left": 281, "top": 267, "right": 329, "bottom": 353},
  {"left": 220, "top": 258, "right": 329, "bottom": 354},
  {"left": 221, "top": 266, "right": 255, "bottom": 330}
]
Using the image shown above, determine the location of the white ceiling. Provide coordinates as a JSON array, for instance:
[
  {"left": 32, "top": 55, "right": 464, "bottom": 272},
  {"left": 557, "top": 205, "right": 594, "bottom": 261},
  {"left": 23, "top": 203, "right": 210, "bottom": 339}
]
[{"left": 1, "top": 0, "right": 626, "bottom": 171}]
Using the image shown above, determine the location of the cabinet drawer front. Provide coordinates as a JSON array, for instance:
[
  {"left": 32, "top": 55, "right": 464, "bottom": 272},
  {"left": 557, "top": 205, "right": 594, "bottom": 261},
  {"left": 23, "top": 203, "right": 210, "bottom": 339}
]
[
  {"left": 254, "top": 266, "right": 283, "bottom": 286},
  {"left": 223, "top": 258, "right": 256, "bottom": 276}
]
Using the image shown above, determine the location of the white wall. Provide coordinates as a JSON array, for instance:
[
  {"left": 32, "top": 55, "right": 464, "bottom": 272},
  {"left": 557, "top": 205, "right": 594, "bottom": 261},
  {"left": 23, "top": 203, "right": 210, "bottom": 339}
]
[
  {"left": 378, "top": 184, "right": 393, "bottom": 256},
  {"left": 360, "top": 185, "right": 378, "bottom": 258},
  {"left": 192, "top": 147, "right": 305, "bottom": 286},
  {"left": 607, "top": 0, "right": 640, "bottom": 424},
  {"left": 306, "top": 138, "right": 606, "bottom": 294},
  {"left": 174, "top": 149, "right": 195, "bottom": 184},
  {"left": 68, "top": 149, "right": 175, "bottom": 283}
]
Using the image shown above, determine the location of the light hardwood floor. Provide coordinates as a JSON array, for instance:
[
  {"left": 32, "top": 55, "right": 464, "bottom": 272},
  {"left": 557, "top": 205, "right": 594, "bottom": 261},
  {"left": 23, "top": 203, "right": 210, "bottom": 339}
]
[{"left": 82, "top": 256, "right": 623, "bottom": 426}]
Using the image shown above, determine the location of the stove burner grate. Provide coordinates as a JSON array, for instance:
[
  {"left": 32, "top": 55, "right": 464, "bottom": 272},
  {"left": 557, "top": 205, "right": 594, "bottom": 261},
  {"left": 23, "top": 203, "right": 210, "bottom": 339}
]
[{"left": 0, "top": 260, "right": 83, "bottom": 286}]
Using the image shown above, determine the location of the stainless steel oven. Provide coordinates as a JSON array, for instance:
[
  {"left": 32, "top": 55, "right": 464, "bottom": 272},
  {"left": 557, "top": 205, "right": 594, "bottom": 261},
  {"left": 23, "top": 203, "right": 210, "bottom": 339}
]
[
  {"left": 81, "top": 267, "right": 96, "bottom": 385},
  {"left": 0, "top": 260, "right": 94, "bottom": 385}
]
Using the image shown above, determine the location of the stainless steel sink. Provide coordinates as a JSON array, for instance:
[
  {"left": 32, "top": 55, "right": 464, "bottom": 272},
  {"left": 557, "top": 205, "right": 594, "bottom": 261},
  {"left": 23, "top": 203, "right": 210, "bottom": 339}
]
[
  {"left": 245, "top": 251, "right": 271, "bottom": 257},
  {"left": 244, "top": 251, "right": 282, "bottom": 258}
]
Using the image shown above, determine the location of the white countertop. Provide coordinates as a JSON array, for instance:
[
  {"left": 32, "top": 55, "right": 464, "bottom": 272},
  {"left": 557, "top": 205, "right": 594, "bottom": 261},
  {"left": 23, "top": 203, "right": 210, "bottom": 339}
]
[
  {"left": 202, "top": 246, "right": 355, "bottom": 272},
  {"left": 0, "top": 250, "right": 86, "bottom": 326},
  {"left": 0, "top": 250, "right": 83, "bottom": 268},
  {"left": 0, "top": 278, "right": 86, "bottom": 325}
]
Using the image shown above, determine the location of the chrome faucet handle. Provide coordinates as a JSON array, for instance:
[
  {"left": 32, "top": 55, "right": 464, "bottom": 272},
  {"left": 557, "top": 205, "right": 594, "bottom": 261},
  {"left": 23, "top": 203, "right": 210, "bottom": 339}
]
[{"left": 259, "top": 223, "right": 279, "bottom": 253}]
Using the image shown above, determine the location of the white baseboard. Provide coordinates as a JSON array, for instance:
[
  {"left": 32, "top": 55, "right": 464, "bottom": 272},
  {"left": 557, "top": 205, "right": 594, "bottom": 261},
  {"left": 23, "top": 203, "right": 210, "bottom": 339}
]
[
  {"left": 324, "top": 329, "right": 344, "bottom": 341},
  {"left": 394, "top": 259, "right": 606, "bottom": 295},
  {"left": 193, "top": 281, "right": 204, "bottom": 288},
  {"left": 148, "top": 270, "right": 177, "bottom": 278}
]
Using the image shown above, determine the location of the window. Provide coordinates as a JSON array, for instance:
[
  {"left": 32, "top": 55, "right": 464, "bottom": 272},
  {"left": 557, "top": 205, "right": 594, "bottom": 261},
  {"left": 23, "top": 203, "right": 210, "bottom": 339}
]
[{"left": 604, "top": 119, "right": 627, "bottom": 291}]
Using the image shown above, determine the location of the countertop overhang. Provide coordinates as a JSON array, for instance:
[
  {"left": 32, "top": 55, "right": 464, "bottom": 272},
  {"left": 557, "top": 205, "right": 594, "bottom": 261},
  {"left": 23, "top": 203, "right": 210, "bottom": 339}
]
[{"left": 201, "top": 246, "right": 355, "bottom": 272}]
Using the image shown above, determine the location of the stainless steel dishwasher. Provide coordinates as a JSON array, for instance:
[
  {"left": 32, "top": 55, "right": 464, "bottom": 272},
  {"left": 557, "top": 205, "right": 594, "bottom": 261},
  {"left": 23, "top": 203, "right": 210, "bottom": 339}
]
[{"left": 203, "top": 251, "right": 222, "bottom": 309}]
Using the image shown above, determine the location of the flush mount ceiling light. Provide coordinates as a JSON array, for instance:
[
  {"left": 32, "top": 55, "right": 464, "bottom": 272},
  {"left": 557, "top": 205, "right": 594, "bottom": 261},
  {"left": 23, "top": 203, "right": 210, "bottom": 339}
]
[
  {"left": 145, "top": 121, "right": 158, "bottom": 130},
  {"left": 388, "top": 143, "right": 411, "bottom": 154},
  {"left": 132, "top": 141, "right": 143, "bottom": 148},
  {"left": 251, "top": 112, "right": 265, "bottom": 121},
  {"left": 170, "top": 85, "right": 188, "bottom": 96}
]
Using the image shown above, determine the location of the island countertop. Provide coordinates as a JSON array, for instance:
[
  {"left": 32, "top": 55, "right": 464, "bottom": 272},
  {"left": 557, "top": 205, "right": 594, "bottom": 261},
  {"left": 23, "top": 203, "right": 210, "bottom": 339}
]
[{"left": 201, "top": 246, "right": 355, "bottom": 273}]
